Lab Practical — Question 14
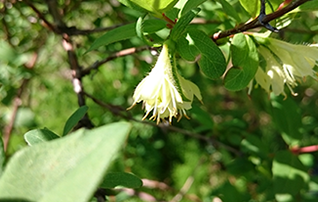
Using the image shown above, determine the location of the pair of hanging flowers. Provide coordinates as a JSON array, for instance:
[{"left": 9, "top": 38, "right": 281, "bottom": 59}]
[{"left": 250, "top": 33, "right": 318, "bottom": 97}]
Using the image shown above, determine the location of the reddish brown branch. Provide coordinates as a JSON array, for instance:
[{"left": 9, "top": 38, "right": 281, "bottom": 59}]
[
  {"left": 212, "top": 0, "right": 311, "bottom": 41},
  {"left": 3, "top": 80, "right": 27, "bottom": 151},
  {"left": 291, "top": 145, "right": 318, "bottom": 154},
  {"left": 3, "top": 52, "right": 38, "bottom": 151}
]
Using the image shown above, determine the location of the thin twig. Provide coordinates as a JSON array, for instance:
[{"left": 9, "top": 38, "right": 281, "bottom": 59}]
[
  {"left": 22, "top": 0, "right": 58, "bottom": 33},
  {"left": 3, "top": 80, "right": 28, "bottom": 152},
  {"left": 212, "top": 0, "right": 311, "bottom": 41},
  {"left": 2, "top": 52, "right": 38, "bottom": 151},
  {"left": 81, "top": 46, "right": 150, "bottom": 76}
]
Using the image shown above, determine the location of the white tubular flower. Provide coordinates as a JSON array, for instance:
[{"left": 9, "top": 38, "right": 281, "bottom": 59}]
[
  {"left": 128, "top": 43, "right": 202, "bottom": 124},
  {"left": 268, "top": 38, "right": 318, "bottom": 79},
  {"left": 250, "top": 35, "right": 318, "bottom": 96}
]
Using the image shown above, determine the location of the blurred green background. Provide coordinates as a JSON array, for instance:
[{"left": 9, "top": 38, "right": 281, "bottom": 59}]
[{"left": 1, "top": 0, "right": 318, "bottom": 201}]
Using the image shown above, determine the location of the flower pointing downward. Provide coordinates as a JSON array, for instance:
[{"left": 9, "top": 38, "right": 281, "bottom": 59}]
[
  {"left": 128, "top": 43, "right": 202, "bottom": 124},
  {"left": 250, "top": 35, "right": 318, "bottom": 97}
]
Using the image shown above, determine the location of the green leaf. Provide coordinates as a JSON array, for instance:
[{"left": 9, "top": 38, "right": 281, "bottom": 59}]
[
  {"left": 101, "top": 172, "right": 143, "bottom": 189},
  {"left": 179, "top": 0, "right": 207, "bottom": 17},
  {"left": 300, "top": 0, "right": 318, "bottom": 11},
  {"left": 219, "top": 0, "right": 241, "bottom": 22},
  {"left": 272, "top": 151, "right": 310, "bottom": 199},
  {"left": 0, "top": 138, "right": 4, "bottom": 177},
  {"left": 224, "top": 33, "right": 258, "bottom": 91},
  {"left": 190, "top": 105, "right": 214, "bottom": 132},
  {"left": 176, "top": 29, "right": 226, "bottom": 79},
  {"left": 118, "top": 0, "right": 179, "bottom": 17},
  {"left": 217, "top": 181, "right": 244, "bottom": 202},
  {"left": 136, "top": 15, "right": 162, "bottom": 46},
  {"left": 240, "top": 134, "right": 268, "bottom": 158},
  {"left": 87, "top": 23, "right": 136, "bottom": 52},
  {"left": 0, "top": 122, "right": 131, "bottom": 202},
  {"left": 24, "top": 128, "right": 60, "bottom": 146},
  {"left": 270, "top": 95, "right": 302, "bottom": 146},
  {"left": 87, "top": 19, "right": 166, "bottom": 52},
  {"left": 170, "top": 8, "right": 200, "bottom": 41},
  {"left": 143, "top": 19, "right": 167, "bottom": 33},
  {"left": 117, "top": 0, "right": 149, "bottom": 14},
  {"left": 239, "top": 0, "right": 260, "bottom": 17},
  {"left": 62, "top": 105, "right": 88, "bottom": 136}
]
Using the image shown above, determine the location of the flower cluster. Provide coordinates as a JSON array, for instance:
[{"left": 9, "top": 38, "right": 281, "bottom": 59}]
[
  {"left": 250, "top": 36, "right": 318, "bottom": 97},
  {"left": 128, "top": 44, "right": 202, "bottom": 124}
]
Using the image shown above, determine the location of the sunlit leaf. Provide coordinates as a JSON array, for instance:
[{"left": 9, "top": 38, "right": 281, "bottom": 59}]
[
  {"left": 239, "top": 0, "right": 260, "bottom": 17},
  {"left": 118, "top": 0, "right": 179, "bottom": 17},
  {"left": 0, "top": 122, "right": 131, "bottom": 202},
  {"left": 272, "top": 151, "right": 309, "bottom": 199}
]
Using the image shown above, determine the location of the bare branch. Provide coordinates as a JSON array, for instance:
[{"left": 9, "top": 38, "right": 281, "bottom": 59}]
[{"left": 3, "top": 80, "right": 27, "bottom": 151}]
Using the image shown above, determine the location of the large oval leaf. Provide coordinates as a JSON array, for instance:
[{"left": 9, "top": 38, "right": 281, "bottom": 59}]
[{"left": 0, "top": 122, "right": 131, "bottom": 202}]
